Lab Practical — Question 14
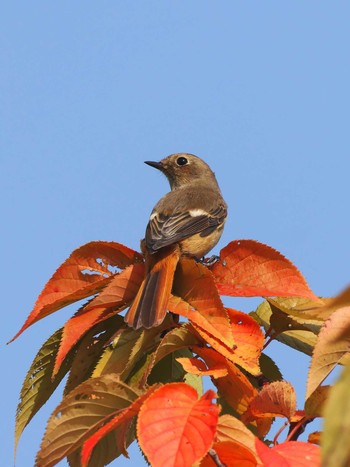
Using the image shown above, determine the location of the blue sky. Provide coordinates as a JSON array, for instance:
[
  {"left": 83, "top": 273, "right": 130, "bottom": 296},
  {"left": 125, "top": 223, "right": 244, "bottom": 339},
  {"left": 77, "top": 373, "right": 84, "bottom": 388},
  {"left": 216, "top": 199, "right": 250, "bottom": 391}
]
[{"left": 2, "top": 3, "right": 349, "bottom": 466}]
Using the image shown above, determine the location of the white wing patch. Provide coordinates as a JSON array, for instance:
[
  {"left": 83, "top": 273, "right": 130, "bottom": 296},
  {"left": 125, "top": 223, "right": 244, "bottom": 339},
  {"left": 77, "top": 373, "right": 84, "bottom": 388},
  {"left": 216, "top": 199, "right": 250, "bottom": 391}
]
[{"left": 189, "top": 209, "right": 208, "bottom": 217}]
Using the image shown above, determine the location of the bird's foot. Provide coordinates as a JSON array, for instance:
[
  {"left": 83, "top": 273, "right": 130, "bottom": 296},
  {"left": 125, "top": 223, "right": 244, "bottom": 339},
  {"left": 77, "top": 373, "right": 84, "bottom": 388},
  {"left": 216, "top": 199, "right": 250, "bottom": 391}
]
[{"left": 198, "top": 255, "right": 220, "bottom": 266}]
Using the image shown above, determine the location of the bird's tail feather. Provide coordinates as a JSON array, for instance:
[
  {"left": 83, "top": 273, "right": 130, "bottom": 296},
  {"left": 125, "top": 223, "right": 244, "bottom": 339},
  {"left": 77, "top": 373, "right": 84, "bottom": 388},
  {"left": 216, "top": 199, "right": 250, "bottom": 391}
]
[{"left": 125, "top": 245, "right": 180, "bottom": 329}]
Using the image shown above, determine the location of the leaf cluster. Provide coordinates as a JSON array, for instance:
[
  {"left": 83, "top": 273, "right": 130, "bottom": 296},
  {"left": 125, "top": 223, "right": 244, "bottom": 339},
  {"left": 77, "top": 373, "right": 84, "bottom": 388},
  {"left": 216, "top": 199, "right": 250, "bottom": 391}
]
[{"left": 11, "top": 239, "right": 350, "bottom": 466}]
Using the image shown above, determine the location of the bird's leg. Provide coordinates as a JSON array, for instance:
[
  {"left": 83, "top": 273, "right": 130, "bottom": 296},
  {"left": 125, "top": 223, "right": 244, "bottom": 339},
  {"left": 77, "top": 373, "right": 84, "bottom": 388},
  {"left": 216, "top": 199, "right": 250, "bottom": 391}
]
[{"left": 197, "top": 255, "right": 220, "bottom": 266}]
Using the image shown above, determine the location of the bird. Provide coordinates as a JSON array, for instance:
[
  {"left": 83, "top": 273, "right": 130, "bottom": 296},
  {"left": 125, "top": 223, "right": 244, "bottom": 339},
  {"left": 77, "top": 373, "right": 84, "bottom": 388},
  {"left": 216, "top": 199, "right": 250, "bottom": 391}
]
[{"left": 124, "top": 153, "right": 227, "bottom": 330}]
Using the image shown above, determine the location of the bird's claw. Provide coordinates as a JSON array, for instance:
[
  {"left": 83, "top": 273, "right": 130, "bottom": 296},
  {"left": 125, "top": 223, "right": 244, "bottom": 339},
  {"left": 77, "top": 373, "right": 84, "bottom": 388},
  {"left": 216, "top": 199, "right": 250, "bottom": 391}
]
[{"left": 198, "top": 255, "right": 220, "bottom": 266}]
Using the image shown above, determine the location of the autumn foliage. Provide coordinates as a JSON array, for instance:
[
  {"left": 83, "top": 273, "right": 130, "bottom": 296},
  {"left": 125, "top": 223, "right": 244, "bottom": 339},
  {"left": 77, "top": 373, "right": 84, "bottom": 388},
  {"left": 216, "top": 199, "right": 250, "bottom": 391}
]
[{"left": 11, "top": 239, "right": 350, "bottom": 466}]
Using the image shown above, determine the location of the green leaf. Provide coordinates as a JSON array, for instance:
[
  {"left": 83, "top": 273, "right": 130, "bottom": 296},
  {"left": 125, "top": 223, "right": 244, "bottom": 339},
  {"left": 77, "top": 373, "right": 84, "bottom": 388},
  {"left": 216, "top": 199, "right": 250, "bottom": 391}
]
[
  {"left": 67, "top": 420, "right": 136, "bottom": 467},
  {"left": 93, "top": 315, "right": 173, "bottom": 381},
  {"left": 184, "top": 371, "right": 203, "bottom": 397},
  {"left": 36, "top": 375, "right": 140, "bottom": 467},
  {"left": 322, "top": 363, "right": 350, "bottom": 467},
  {"left": 64, "top": 315, "right": 124, "bottom": 395},
  {"left": 259, "top": 353, "right": 283, "bottom": 382},
  {"left": 148, "top": 348, "right": 193, "bottom": 385},
  {"left": 15, "top": 327, "right": 75, "bottom": 453},
  {"left": 142, "top": 324, "right": 199, "bottom": 384},
  {"left": 252, "top": 299, "right": 320, "bottom": 356}
]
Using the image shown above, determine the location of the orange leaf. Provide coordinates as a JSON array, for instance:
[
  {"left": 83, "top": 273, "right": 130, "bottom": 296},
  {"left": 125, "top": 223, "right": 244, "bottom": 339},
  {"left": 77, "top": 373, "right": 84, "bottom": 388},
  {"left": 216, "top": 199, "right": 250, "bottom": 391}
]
[
  {"left": 84, "top": 262, "right": 145, "bottom": 311},
  {"left": 255, "top": 439, "right": 320, "bottom": 466},
  {"left": 201, "top": 441, "right": 259, "bottom": 466},
  {"left": 194, "top": 347, "right": 258, "bottom": 417},
  {"left": 81, "top": 385, "right": 159, "bottom": 467},
  {"left": 52, "top": 263, "right": 145, "bottom": 376},
  {"left": 247, "top": 381, "right": 297, "bottom": 421},
  {"left": 170, "top": 258, "right": 234, "bottom": 348},
  {"left": 176, "top": 357, "right": 228, "bottom": 378},
  {"left": 308, "top": 431, "right": 321, "bottom": 445},
  {"left": 211, "top": 240, "right": 318, "bottom": 300},
  {"left": 11, "top": 241, "right": 142, "bottom": 341},
  {"left": 216, "top": 414, "right": 259, "bottom": 458},
  {"left": 227, "top": 308, "right": 264, "bottom": 374},
  {"left": 137, "top": 383, "right": 219, "bottom": 467},
  {"left": 189, "top": 312, "right": 262, "bottom": 376}
]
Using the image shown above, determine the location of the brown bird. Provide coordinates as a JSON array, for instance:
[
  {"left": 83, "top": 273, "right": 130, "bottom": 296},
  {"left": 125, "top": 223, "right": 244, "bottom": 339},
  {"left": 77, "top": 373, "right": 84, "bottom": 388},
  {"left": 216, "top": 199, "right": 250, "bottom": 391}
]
[{"left": 124, "top": 153, "right": 227, "bottom": 329}]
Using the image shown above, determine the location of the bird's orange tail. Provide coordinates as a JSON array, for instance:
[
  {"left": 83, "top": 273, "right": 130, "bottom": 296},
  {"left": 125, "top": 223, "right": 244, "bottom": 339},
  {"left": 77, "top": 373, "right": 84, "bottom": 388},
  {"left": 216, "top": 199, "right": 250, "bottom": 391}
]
[{"left": 125, "top": 245, "right": 180, "bottom": 329}]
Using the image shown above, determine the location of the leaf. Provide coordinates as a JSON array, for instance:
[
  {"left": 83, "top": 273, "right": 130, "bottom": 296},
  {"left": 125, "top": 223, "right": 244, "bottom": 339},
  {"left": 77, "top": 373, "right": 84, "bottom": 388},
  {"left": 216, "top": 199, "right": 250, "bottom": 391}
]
[
  {"left": 184, "top": 372, "right": 203, "bottom": 397},
  {"left": 36, "top": 375, "right": 140, "bottom": 467},
  {"left": 215, "top": 414, "right": 258, "bottom": 457},
  {"left": 68, "top": 425, "right": 136, "bottom": 467},
  {"left": 190, "top": 319, "right": 261, "bottom": 376},
  {"left": 84, "top": 261, "right": 145, "bottom": 311},
  {"left": 253, "top": 301, "right": 319, "bottom": 356},
  {"left": 200, "top": 441, "right": 259, "bottom": 466},
  {"left": 148, "top": 349, "right": 194, "bottom": 385},
  {"left": 64, "top": 315, "right": 124, "bottom": 395},
  {"left": 11, "top": 242, "right": 142, "bottom": 341},
  {"left": 259, "top": 353, "right": 283, "bottom": 382},
  {"left": 137, "top": 383, "right": 219, "bottom": 467},
  {"left": 194, "top": 347, "right": 258, "bottom": 417},
  {"left": 53, "top": 263, "right": 145, "bottom": 376},
  {"left": 258, "top": 298, "right": 322, "bottom": 335},
  {"left": 15, "top": 328, "right": 75, "bottom": 453},
  {"left": 171, "top": 258, "right": 234, "bottom": 348},
  {"left": 176, "top": 357, "right": 228, "bottom": 378},
  {"left": 211, "top": 240, "right": 318, "bottom": 300},
  {"left": 81, "top": 385, "right": 159, "bottom": 467},
  {"left": 93, "top": 315, "right": 174, "bottom": 382},
  {"left": 322, "top": 363, "right": 350, "bottom": 467},
  {"left": 308, "top": 431, "right": 321, "bottom": 445},
  {"left": 304, "top": 385, "right": 330, "bottom": 418},
  {"left": 306, "top": 306, "right": 350, "bottom": 399},
  {"left": 226, "top": 308, "right": 264, "bottom": 375},
  {"left": 139, "top": 325, "right": 200, "bottom": 387},
  {"left": 247, "top": 381, "right": 296, "bottom": 420},
  {"left": 299, "top": 285, "right": 350, "bottom": 320},
  {"left": 255, "top": 439, "right": 320, "bottom": 466}
]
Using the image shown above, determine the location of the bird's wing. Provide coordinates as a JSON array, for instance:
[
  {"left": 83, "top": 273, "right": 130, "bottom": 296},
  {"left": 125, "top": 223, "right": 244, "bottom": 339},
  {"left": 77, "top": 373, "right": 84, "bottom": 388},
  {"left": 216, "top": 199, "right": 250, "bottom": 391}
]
[{"left": 145, "top": 204, "right": 227, "bottom": 252}]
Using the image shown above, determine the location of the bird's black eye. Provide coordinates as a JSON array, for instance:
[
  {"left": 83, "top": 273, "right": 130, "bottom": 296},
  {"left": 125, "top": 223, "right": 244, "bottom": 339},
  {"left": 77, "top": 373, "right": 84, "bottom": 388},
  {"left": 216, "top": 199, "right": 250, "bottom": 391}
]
[{"left": 176, "top": 156, "right": 188, "bottom": 166}]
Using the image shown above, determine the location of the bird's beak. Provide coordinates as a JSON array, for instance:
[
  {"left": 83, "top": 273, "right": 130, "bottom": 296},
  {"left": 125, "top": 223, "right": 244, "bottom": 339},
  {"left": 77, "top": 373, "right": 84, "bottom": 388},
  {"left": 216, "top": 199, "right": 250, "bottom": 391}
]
[{"left": 144, "top": 160, "right": 163, "bottom": 171}]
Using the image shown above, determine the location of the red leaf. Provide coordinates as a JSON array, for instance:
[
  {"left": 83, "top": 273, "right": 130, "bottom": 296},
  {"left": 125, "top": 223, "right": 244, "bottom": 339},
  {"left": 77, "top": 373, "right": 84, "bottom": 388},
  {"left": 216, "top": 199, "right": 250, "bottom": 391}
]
[
  {"left": 11, "top": 241, "right": 142, "bottom": 341},
  {"left": 53, "top": 263, "right": 144, "bottom": 376},
  {"left": 201, "top": 441, "right": 259, "bottom": 466},
  {"left": 81, "top": 385, "right": 159, "bottom": 467},
  {"left": 211, "top": 240, "right": 318, "bottom": 300},
  {"left": 137, "top": 383, "right": 219, "bottom": 467},
  {"left": 255, "top": 439, "right": 320, "bottom": 466}
]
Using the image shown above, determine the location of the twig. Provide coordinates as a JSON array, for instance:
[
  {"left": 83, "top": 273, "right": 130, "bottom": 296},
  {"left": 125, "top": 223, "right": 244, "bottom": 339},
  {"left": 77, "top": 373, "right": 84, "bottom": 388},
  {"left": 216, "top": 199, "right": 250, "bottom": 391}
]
[{"left": 208, "top": 448, "right": 227, "bottom": 467}]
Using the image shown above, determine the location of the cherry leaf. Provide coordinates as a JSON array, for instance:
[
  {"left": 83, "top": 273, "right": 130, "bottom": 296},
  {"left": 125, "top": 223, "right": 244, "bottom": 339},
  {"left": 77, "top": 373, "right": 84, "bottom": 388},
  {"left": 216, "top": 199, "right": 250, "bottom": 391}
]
[
  {"left": 211, "top": 240, "right": 318, "bottom": 300},
  {"left": 306, "top": 306, "right": 350, "bottom": 399},
  {"left": 11, "top": 241, "right": 142, "bottom": 342},
  {"left": 137, "top": 383, "right": 219, "bottom": 467}
]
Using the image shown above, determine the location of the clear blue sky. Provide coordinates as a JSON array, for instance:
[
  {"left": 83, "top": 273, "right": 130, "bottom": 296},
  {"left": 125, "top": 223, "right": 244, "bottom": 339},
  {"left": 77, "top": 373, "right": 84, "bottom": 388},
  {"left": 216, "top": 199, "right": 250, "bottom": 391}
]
[{"left": 2, "top": 3, "right": 349, "bottom": 466}]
